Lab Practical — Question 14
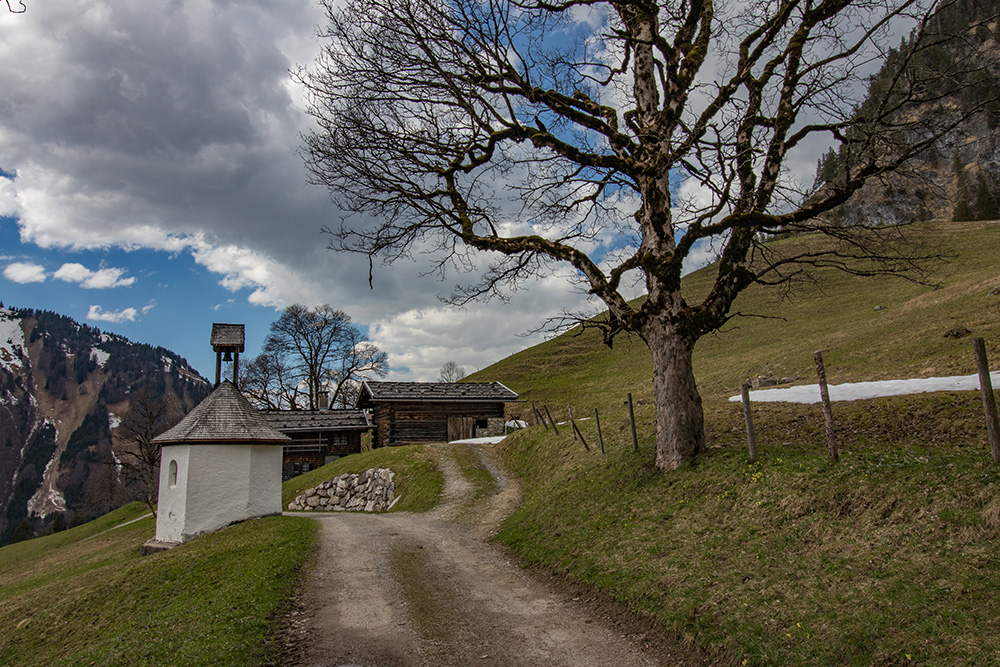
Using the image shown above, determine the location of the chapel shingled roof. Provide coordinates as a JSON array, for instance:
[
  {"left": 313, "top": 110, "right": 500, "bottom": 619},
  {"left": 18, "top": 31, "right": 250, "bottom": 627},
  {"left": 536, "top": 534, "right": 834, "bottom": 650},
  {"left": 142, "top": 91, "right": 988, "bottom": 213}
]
[
  {"left": 210, "top": 323, "right": 245, "bottom": 351},
  {"left": 153, "top": 380, "right": 290, "bottom": 445},
  {"left": 357, "top": 381, "right": 518, "bottom": 403},
  {"left": 260, "top": 409, "right": 371, "bottom": 433}
]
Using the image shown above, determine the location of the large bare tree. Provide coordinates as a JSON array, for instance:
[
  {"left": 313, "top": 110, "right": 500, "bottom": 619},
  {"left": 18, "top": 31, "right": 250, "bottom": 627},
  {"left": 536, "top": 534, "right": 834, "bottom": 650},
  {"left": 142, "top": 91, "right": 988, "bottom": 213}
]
[
  {"left": 325, "top": 324, "right": 389, "bottom": 408},
  {"left": 245, "top": 304, "right": 388, "bottom": 410},
  {"left": 241, "top": 343, "right": 304, "bottom": 410},
  {"left": 299, "top": 0, "right": 982, "bottom": 470}
]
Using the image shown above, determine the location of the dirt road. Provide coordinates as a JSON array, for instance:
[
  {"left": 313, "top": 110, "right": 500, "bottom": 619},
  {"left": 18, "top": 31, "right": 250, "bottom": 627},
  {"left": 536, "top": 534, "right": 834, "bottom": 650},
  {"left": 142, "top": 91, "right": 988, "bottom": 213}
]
[{"left": 281, "top": 443, "right": 694, "bottom": 667}]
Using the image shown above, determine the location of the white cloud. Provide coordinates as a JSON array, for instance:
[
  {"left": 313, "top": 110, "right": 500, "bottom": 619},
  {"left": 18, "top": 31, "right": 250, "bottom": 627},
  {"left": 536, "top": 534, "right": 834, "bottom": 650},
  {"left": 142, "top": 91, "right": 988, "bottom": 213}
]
[
  {"left": 188, "top": 238, "right": 318, "bottom": 309},
  {"left": 87, "top": 305, "right": 138, "bottom": 323},
  {"left": 682, "top": 236, "right": 727, "bottom": 276},
  {"left": 369, "top": 268, "right": 594, "bottom": 382},
  {"left": 53, "top": 262, "right": 135, "bottom": 289},
  {"left": 210, "top": 299, "right": 237, "bottom": 311},
  {"left": 3, "top": 261, "right": 46, "bottom": 283}
]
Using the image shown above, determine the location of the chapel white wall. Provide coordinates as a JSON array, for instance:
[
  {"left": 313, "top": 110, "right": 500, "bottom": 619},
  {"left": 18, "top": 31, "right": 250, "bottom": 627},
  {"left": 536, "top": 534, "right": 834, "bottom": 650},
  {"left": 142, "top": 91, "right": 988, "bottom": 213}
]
[
  {"left": 154, "top": 445, "right": 190, "bottom": 544},
  {"left": 154, "top": 444, "right": 282, "bottom": 544}
]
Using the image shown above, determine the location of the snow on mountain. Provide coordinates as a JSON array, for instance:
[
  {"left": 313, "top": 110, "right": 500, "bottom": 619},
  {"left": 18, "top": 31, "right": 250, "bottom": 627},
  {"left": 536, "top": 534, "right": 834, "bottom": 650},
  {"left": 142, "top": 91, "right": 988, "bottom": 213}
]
[
  {"left": 92, "top": 348, "right": 110, "bottom": 369},
  {"left": 0, "top": 309, "right": 26, "bottom": 374}
]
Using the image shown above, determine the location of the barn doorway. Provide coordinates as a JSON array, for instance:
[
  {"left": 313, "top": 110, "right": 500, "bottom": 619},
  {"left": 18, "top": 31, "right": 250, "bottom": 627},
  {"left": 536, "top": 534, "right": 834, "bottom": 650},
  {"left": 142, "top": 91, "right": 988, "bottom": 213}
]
[{"left": 447, "top": 416, "right": 476, "bottom": 442}]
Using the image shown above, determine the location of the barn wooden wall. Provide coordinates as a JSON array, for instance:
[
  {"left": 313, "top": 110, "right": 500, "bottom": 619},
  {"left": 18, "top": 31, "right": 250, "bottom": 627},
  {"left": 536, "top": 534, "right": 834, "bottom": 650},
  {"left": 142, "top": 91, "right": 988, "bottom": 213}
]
[
  {"left": 372, "top": 401, "right": 505, "bottom": 447},
  {"left": 281, "top": 431, "right": 363, "bottom": 480}
]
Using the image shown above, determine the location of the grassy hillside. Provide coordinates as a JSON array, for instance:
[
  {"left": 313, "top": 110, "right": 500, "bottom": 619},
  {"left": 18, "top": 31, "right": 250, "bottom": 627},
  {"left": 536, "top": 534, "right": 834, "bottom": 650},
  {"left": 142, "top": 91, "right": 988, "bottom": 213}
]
[
  {"left": 482, "top": 221, "right": 1000, "bottom": 450},
  {"left": 473, "top": 220, "right": 1000, "bottom": 665},
  {"left": 485, "top": 220, "right": 1000, "bottom": 411},
  {"left": 0, "top": 504, "right": 315, "bottom": 666}
]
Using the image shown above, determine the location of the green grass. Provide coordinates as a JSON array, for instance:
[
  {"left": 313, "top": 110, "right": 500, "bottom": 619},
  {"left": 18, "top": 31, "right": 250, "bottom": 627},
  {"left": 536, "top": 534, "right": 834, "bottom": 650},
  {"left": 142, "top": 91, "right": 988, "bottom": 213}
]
[
  {"left": 496, "top": 396, "right": 1000, "bottom": 665},
  {"left": 281, "top": 443, "right": 445, "bottom": 512},
  {"left": 471, "top": 220, "right": 1000, "bottom": 665},
  {"left": 0, "top": 503, "right": 316, "bottom": 667}
]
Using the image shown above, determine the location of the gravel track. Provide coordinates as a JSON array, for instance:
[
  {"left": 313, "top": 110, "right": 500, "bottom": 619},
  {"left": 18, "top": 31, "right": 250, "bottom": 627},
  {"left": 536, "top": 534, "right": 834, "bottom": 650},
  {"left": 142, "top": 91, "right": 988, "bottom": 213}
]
[{"left": 280, "top": 443, "right": 703, "bottom": 667}]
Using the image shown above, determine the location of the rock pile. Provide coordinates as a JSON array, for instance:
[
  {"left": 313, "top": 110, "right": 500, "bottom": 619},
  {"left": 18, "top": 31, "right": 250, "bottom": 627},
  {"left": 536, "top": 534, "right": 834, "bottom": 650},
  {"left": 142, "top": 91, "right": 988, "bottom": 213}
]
[
  {"left": 287, "top": 468, "right": 395, "bottom": 513},
  {"left": 748, "top": 373, "right": 798, "bottom": 389}
]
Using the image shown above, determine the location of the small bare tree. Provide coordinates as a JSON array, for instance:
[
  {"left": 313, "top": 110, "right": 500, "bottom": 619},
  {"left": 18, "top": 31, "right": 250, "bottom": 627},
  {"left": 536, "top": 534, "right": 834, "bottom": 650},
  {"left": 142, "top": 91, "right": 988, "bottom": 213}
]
[
  {"left": 84, "top": 459, "right": 130, "bottom": 518},
  {"left": 300, "top": 0, "right": 986, "bottom": 470},
  {"left": 440, "top": 361, "right": 467, "bottom": 383},
  {"left": 326, "top": 325, "right": 389, "bottom": 407},
  {"left": 112, "top": 390, "right": 180, "bottom": 517}
]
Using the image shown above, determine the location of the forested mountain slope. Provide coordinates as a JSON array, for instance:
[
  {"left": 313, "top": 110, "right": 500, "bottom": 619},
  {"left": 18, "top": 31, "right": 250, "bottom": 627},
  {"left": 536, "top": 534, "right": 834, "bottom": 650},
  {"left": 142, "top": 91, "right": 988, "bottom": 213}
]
[
  {"left": 812, "top": 0, "right": 1000, "bottom": 225},
  {"left": 0, "top": 307, "right": 209, "bottom": 545}
]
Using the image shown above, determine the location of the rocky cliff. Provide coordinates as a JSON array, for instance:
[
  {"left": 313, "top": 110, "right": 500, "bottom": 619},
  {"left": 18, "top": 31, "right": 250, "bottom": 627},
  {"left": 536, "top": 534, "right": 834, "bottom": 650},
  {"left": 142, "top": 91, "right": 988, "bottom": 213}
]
[
  {"left": 0, "top": 307, "right": 210, "bottom": 544},
  {"left": 811, "top": 0, "right": 1000, "bottom": 225}
]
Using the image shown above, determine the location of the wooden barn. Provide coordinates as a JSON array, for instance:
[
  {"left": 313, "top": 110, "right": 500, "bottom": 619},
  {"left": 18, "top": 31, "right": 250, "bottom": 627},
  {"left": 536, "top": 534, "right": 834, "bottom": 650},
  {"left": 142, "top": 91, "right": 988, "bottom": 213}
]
[
  {"left": 356, "top": 381, "right": 518, "bottom": 448},
  {"left": 260, "top": 409, "right": 371, "bottom": 481}
]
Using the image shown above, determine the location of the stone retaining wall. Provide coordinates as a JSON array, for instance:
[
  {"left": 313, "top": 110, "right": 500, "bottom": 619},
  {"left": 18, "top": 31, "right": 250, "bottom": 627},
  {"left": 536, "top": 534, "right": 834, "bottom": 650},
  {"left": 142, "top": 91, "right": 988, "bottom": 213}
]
[{"left": 287, "top": 467, "right": 395, "bottom": 513}]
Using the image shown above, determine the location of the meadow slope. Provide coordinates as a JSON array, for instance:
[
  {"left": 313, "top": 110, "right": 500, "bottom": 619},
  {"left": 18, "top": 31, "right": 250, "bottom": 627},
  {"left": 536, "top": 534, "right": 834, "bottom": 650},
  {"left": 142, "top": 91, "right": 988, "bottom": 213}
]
[{"left": 473, "top": 220, "right": 1000, "bottom": 665}]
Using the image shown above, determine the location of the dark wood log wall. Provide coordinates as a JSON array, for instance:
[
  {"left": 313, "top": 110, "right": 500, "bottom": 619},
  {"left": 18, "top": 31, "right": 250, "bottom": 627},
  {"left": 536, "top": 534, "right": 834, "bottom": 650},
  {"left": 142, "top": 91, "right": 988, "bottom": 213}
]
[
  {"left": 372, "top": 401, "right": 505, "bottom": 447},
  {"left": 281, "top": 431, "right": 363, "bottom": 481}
]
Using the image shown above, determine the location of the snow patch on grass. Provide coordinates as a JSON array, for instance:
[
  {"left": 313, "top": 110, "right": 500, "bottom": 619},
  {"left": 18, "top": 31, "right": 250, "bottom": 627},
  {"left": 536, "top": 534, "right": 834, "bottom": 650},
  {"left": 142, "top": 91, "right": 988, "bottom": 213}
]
[{"left": 730, "top": 371, "right": 1000, "bottom": 404}]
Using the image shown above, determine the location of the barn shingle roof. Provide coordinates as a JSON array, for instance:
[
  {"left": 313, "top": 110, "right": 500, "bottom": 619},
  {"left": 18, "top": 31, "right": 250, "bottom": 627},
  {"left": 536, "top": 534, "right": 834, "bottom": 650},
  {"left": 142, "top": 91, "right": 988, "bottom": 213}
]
[
  {"left": 358, "top": 381, "right": 518, "bottom": 404},
  {"left": 153, "top": 380, "right": 290, "bottom": 445},
  {"left": 260, "top": 409, "right": 371, "bottom": 433}
]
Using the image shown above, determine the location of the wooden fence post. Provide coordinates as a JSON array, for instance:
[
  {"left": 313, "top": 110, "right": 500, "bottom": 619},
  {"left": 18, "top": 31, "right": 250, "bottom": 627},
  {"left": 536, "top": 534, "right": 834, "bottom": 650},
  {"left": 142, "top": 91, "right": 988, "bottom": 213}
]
[
  {"left": 568, "top": 405, "right": 578, "bottom": 441},
  {"left": 568, "top": 406, "right": 590, "bottom": 451},
  {"left": 814, "top": 350, "right": 839, "bottom": 462},
  {"left": 741, "top": 383, "right": 757, "bottom": 461},
  {"left": 627, "top": 393, "right": 639, "bottom": 451},
  {"left": 594, "top": 408, "right": 605, "bottom": 454},
  {"left": 973, "top": 338, "right": 1000, "bottom": 463},
  {"left": 544, "top": 405, "right": 560, "bottom": 435},
  {"left": 532, "top": 402, "right": 549, "bottom": 430}
]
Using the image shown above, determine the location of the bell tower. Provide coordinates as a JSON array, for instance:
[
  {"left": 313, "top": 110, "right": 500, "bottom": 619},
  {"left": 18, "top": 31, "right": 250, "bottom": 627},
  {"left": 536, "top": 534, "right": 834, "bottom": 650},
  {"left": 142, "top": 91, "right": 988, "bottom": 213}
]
[{"left": 210, "top": 323, "right": 245, "bottom": 387}]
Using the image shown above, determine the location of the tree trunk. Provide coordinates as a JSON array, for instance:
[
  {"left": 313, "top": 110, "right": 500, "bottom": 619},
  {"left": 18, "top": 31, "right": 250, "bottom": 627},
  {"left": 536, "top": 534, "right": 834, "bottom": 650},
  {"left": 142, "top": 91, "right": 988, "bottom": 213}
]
[{"left": 645, "top": 324, "right": 705, "bottom": 471}]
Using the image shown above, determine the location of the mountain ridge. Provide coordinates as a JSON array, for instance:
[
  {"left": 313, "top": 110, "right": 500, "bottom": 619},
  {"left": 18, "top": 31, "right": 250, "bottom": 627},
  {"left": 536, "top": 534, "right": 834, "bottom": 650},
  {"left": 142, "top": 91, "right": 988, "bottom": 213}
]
[
  {"left": 0, "top": 306, "right": 210, "bottom": 545},
  {"left": 811, "top": 0, "right": 1000, "bottom": 226}
]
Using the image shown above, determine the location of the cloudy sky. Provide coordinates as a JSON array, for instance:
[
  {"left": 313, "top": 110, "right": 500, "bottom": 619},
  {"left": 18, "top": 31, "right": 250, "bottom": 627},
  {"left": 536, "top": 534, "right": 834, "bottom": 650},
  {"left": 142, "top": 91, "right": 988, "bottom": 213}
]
[
  {"left": 0, "top": 0, "right": 595, "bottom": 381},
  {"left": 0, "top": 0, "right": 855, "bottom": 382}
]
